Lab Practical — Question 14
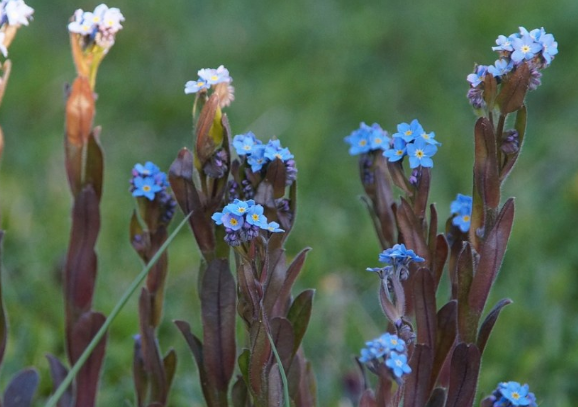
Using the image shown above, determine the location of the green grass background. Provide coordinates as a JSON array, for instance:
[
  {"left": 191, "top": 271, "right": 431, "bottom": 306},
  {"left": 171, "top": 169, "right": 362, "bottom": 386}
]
[{"left": 1, "top": 0, "right": 577, "bottom": 405}]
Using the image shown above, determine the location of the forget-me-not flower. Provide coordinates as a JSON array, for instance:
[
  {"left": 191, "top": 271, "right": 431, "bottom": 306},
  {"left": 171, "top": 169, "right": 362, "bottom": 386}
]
[
  {"left": 406, "top": 138, "right": 437, "bottom": 168},
  {"left": 385, "top": 352, "right": 412, "bottom": 378}
]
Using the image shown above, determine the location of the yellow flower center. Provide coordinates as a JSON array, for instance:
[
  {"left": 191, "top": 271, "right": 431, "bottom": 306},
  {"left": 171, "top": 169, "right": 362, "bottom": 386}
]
[
  {"left": 422, "top": 133, "right": 430, "bottom": 139},
  {"left": 375, "top": 137, "right": 382, "bottom": 144},
  {"left": 391, "top": 339, "right": 398, "bottom": 345},
  {"left": 142, "top": 185, "right": 151, "bottom": 192},
  {"left": 416, "top": 150, "right": 424, "bottom": 158},
  {"left": 395, "top": 360, "right": 402, "bottom": 367},
  {"left": 244, "top": 145, "right": 251, "bottom": 150},
  {"left": 462, "top": 215, "right": 470, "bottom": 222},
  {"left": 275, "top": 153, "right": 282, "bottom": 159},
  {"left": 511, "top": 392, "right": 520, "bottom": 400},
  {"left": 210, "top": 75, "right": 219, "bottom": 81},
  {"left": 238, "top": 207, "right": 246, "bottom": 213},
  {"left": 405, "top": 130, "right": 412, "bottom": 136},
  {"left": 230, "top": 218, "right": 238, "bottom": 226},
  {"left": 252, "top": 214, "right": 259, "bottom": 221},
  {"left": 359, "top": 140, "right": 367, "bottom": 146},
  {"left": 396, "top": 150, "right": 403, "bottom": 156},
  {"left": 197, "top": 81, "right": 205, "bottom": 86},
  {"left": 522, "top": 45, "right": 531, "bottom": 53}
]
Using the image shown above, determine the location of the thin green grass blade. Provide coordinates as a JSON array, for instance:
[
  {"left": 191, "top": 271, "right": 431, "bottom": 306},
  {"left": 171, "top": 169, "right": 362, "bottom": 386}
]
[{"left": 267, "top": 331, "right": 291, "bottom": 407}]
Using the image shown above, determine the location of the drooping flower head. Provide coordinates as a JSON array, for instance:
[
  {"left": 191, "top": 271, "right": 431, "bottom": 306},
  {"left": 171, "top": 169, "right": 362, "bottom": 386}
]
[
  {"left": 358, "top": 333, "right": 411, "bottom": 381},
  {"left": 212, "top": 199, "right": 284, "bottom": 246},
  {"left": 367, "top": 243, "right": 425, "bottom": 281},
  {"left": 344, "top": 122, "right": 390, "bottom": 155},
  {"left": 450, "top": 193, "right": 472, "bottom": 233}
]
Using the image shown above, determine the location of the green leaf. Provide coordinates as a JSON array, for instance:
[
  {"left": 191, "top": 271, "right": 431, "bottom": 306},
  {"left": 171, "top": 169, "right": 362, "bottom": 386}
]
[
  {"left": 477, "top": 298, "right": 512, "bottom": 354},
  {"left": 286, "top": 290, "right": 315, "bottom": 356}
]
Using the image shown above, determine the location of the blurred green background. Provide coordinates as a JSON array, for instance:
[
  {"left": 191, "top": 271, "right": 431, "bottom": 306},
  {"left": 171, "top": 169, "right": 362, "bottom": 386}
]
[{"left": 1, "top": 0, "right": 577, "bottom": 405}]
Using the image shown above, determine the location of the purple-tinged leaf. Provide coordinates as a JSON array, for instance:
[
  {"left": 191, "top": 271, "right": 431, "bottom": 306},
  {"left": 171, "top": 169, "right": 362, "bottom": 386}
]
[
  {"left": 477, "top": 298, "right": 513, "bottom": 354},
  {"left": 430, "top": 301, "right": 457, "bottom": 390},
  {"left": 238, "top": 262, "right": 262, "bottom": 325},
  {"left": 413, "top": 268, "right": 436, "bottom": 348},
  {"left": 375, "top": 375, "right": 393, "bottom": 407},
  {"left": 445, "top": 343, "right": 481, "bottom": 407},
  {"left": 496, "top": 62, "right": 531, "bottom": 114},
  {"left": 433, "top": 235, "right": 448, "bottom": 290},
  {"left": 428, "top": 204, "right": 438, "bottom": 263},
  {"left": 270, "top": 317, "right": 295, "bottom": 371},
  {"left": 201, "top": 259, "right": 236, "bottom": 393},
  {"left": 84, "top": 128, "right": 104, "bottom": 200},
  {"left": 64, "top": 185, "right": 100, "bottom": 323},
  {"left": 265, "top": 158, "right": 287, "bottom": 200},
  {"left": 3, "top": 368, "right": 39, "bottom": 407},
  {"left": 46, "top": 355, "right": 73, "bottom": 407},
  {"left": 500, "top": 105, "right": 527, "bottom": 182},
  {"left": 286, "top": 290, "right": 315, "bottom": 356},
  {"left": 456, "top": 243, "right": 475, "bottom": 343},
  {"left": 483, "top": 73, "right": 498, "bottom": 111},
  {"left": 138, "top": 288, "right": 167, "bottom": 403},
  {"left": 168, "top": 148, "right": 216, "bottom": 258},
  {"left": 267, "top": 363, "right": 283, "bottom": 406},
  {"left": 387, "top": 160, "right": 413, "bottom": 195},
  {"left": 254, "top": 181, "right": 277, "bottom": 213},
  {"left": 232, "top": 375, "right": 249, "bottom": 407},
  {"left": 249, "top": 313, "right": 272, "bottom": 400},
  {"left": 163, "top": 349, "right": 177, "bottom": 396},
  {"left": 425, "top": 387, "right": 446, "bottom": 407},
  {"left": 396, "top": 198, "right": 429, "bottom": 264},
  {"left": 174, "top": 320, "right": 216, "bottom": 407},
  {"left": 132, "top": 336, "right": 148, "bottom": 407},
  {"left": 359, "top": 389, "right": 377, "bottom": 407},
  {"left": 475, "top": 118, "right": 499, "bottom": 211},
  {"left": 299, "top": 359, "right": 317, "bottom": 407},
  {"left": 262, "top": 248, "right": 287, "bottom": 316},
  {"left": 403, "top": 344, "right": 434, "bottom": 407},
  {"left": 413, "top": 167, "right": 431, "bottom": 221},
  {"left": 195, "top": 93, "right": 220, "bottom": 167},
  {"left": 468, "top": 199, "right": 515, "bottom": 318},
  {"left": 480, "top": 396, "right": 495, "bottom": 407},
  {"left": 374, "top": 160, "right": 396, "bottom": 247},
  {"left": 69, "top": 311, "right": 107, "bottom": 407},
  {"left": 269, "top": 248, "right": 311, "bottom": 317}
]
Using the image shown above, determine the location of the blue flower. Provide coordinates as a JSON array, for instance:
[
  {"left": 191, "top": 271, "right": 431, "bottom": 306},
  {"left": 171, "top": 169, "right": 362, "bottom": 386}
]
[
  {"left": 511, "top": 35, "right": 542, "bottom": 64},
  {"left": 133, "top": 161, "right": 161, "bottom": 177},
  {"left": 379, "top": 333, "right": 405, "bottom": 352},
  {"left": 539, "top": 33, "right": 558, "bottom": 65},
  {"left": 225, "top": 199, "right": 255, "bottom": 216},
  {"left": 359, "top": 348, "right": 374, "bottom": 363},
  {"left": 384, "top": 138, "right": 407, "bottom": 162},
  {"left": 184, "top": 78, "right": 210, "bottom": 94},
  {"left": 264, "top": 221, "right": 284, "bottom": 233},
  {"left": 467, "top": 65, "right": 488, "bottom": 87},
  {"left": 450, "top": 193, "right": 472, "bottom": 233},
  {"left": 492, "top": 34, "right": 516, "bottom": 52},
  {"left": 212, "top": 211, "right": 226, "bottom": 225},
  {"left": 378, "top": 243, "right": 424, "bottom": 265},
  {"left": 132, "top": 176, "right": 162, "bottom": 201},
  {"left": 246, "top": 205, "right": 267, "bottom": 227},
  {"left": 498, "top": 382, "right": 535, "bottom": 406},
  {"left": 233, "top": 132, "right": 261, "bottom": 156},
  {"left": 406, "top": 138, "right": 437, "bottom": 168},
  {"left": 417, "top": 130, "right": 441, "bottom": 146},
  {"left": 221, "top": 212, "right": 244, "bottom": 231},
  {"left": 344, "top": 124, "right": 372, "bottom": 155},
  {"left": 519, "top": 27, "right": 544, "bottom": 42},
  {"left": 264, "top": 146, "right": 294, "bottom": 162},
  {"left": 385, "top": 352, "right": 412, "bottom": 378},
  {"left": 247, "top": 149, "right": 267, "bottom": 172},
  {"left": 367, "top": 123, "right": 390, "bottom": 150},
  {"left": 393, "top": 119, "right": 424, "bottom": 143},
  {"left": 488, "top": 59, "right": 514, "bottom": 78}
]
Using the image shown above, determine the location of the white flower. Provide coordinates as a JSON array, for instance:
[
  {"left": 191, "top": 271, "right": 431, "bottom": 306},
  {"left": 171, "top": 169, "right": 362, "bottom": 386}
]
[
  {"left": 184, "top": 78, "right": 210, "bottom": 94},
  {"left": 100, "top": 7, "right": 124, "bottom": 32},
  {"left": 198, "top": 65, "right": 232, "bottom": 85},
  {"left": 0, "top": 32, "right": 8, "bottom": 57},
  {"left": 4, "top": 0, "right": 34, "bottom": 26},
  {"left": 68, "top": 11, "right": 96, "bottom": 35}
]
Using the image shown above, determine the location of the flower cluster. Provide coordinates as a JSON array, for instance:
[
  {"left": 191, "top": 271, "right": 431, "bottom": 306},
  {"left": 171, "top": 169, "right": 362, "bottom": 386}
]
[
  {"left": 68, "top": 4, "right": 124, "bottom": 49},
  {"left": 212, "top": 199, "right": 283, "bottom": 246},
  {"left": 367, "top": 243, "right": 424, "bottom": 281},
  {"left": 450, "top": 193, "right": 472, "bottom": 233},
  {"left": 467, "top": 27, "right": 557, "bottom": 108},
  {"left": 130, "top": 162, "right": 175, "bottom": 223},
  {"left": 184, "top": 65, "right": 232, "bottom": 94},
  {"left": 0, "top": 0, "right": 34, "bottom": 57},
  {"left": 344, "top": 122, "right": 390, "bottom": 155},
  {"left": 384, "top": 119, "right": 440, "bottom": 169},
  {"left": 359, "top": 333, "right": 411, "bottom": 380},
  {"left": 485, "top": 381, "right": 537, "bottom": 407},
  {"left": 0, "top": 0, "right": 33, "bottom": 27},
  {"left": 232, "top": 132, "right": 297, "bottom": 185}
]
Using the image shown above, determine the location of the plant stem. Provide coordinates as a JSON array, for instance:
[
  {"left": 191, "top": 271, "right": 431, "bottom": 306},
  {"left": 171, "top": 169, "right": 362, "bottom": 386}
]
[
  {"left": 267, "top": 331, "right": 291, "bottom": 407},
  {"left": 45, "top": 214, "right": 190, "bottom": 407}
]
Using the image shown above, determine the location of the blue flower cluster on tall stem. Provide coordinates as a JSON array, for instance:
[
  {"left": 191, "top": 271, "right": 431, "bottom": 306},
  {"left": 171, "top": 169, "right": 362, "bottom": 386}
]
[
  {"left": 467, "top": 27, "right": 558, "bottom": 108},
  {"left": 384, "top": 119, "right": 440, "bottom": 169},
  {"left": 450, "top": 193, "right": 473, "bottom": 233},
  {"left": 212, "top": 199, "right": 284, "bottom": 246},
  {"left": 344, "top": 122, "right": 390, "bottom": 155},
  {"left": 358, "top": 332, "right": 411, "bottom": 381},
  {"left": 129, "top": 161, "right": 176, "bottom": 223},
  {"left": 485, "top": 381, "right": 537, "bottom": 407},
  {"left": 367, "top": 243, "right": 425, "bottom": 281},
  {"left": 232, "top": 132, "right": 297, "bottom": 186}
]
